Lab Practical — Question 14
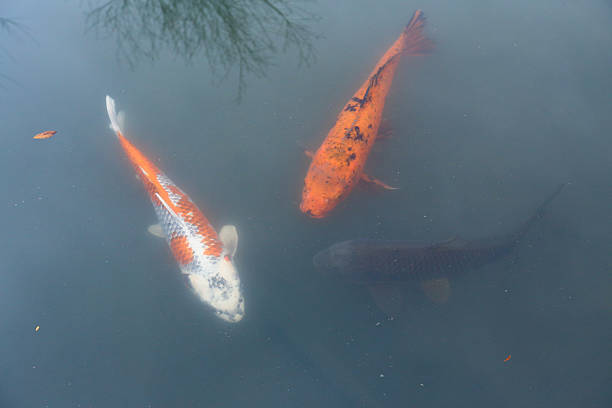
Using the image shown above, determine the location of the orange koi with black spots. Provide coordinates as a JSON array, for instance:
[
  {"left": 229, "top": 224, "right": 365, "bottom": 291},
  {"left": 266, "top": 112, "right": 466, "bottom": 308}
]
[{"left": 300, "top": 10, "right": 432, "bottom": 218}]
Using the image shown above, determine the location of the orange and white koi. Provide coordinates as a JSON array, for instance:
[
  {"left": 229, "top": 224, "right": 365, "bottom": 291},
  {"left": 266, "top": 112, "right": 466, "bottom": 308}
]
[
  {"left": 300, "top": 10, "right": 432, "bottom": 218},
  {"left": 105, "top": 96, "right": 244, "bottom": 322}
]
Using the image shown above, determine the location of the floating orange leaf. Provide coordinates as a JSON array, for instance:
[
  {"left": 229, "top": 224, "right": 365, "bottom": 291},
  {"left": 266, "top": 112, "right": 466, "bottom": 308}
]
[{"left": 33, "top": 130, "right": 57, "bottom": 139}]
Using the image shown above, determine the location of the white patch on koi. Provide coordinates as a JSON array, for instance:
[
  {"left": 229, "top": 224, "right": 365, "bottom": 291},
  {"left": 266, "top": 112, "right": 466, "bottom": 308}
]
[{"left": 155, "top": 193, "right": 244, "bottom": 322}]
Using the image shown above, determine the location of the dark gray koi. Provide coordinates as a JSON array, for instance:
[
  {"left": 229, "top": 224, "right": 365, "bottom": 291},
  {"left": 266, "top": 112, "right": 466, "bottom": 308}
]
[{"left": 313, "top": 184, "right": 565, "bottom": 285}]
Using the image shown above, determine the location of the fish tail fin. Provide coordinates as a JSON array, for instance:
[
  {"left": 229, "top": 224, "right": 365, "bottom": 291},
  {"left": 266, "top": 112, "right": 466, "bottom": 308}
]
[
  {"left": 514, "top": 183, "right": 566, "bottom": 242},
  {"left": 402, "top": 10, "right": 434, "bottom": 56},
  {"left": 105, "top": 95, "right": 125, "bottom": 137}
]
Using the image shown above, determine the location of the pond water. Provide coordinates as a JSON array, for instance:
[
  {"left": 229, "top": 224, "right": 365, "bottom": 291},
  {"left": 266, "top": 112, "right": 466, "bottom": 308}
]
[{"left": 1, "top": 1, "right": 611, "bottom": 407}]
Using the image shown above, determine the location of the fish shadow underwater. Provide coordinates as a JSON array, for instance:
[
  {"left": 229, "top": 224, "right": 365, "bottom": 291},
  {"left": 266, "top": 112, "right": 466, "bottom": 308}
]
[{"left": 313, "top": 184, "right": 566, "bottom": 315}]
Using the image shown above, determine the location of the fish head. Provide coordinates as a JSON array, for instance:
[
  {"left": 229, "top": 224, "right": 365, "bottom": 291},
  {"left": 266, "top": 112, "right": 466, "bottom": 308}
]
[
  {"left": 313, "top": 241, "right": 354, "bottom": 275},
  {"left": 300, "top": 161, "right": 352, "bottom": 218},
  {"left": 187, "top": 257, "right": 245, "bottom": 323},
  {"left": 300, "top": 183, "right": 346, "bottom": 219}
]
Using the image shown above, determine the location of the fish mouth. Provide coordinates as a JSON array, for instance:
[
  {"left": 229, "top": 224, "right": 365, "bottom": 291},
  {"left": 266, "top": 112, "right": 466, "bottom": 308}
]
[
  {"left": 216, "top": 309, "right": 244, "bottom": 323},
  {"left": 300, "top": 203, "right": 326, "bottom": 219},
  {"left": 215, "top": 298, "right": 245, "bottom": 323},
  {"left": 306, "top": 210, "right": 325, "bottom": 219},
  {"left": 187, "top": 273, "right": 245, "bottom": 323}
]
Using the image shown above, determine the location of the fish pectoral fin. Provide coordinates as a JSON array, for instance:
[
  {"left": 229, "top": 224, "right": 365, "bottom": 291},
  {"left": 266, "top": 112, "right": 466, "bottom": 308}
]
[
  {"left": 420, "top": 278, "right": 451, "bottom": 304},
  {"left": 147, "top": 224, "right": 165, "bottom": 238},
  {"left": 377, "top": 119, "right": 393, "bottom": 140},
  {"left": 296, "top": 140, "right": 314, "bottom": 159},
  {"left": 360, "top": 173, "right": 399, "bottom": 190},
  {"left": 368, "top": 284, "right": 404, "bottom": 316},
  {"left": 219, "top": 225, "right": 238, "bottom": 257}
]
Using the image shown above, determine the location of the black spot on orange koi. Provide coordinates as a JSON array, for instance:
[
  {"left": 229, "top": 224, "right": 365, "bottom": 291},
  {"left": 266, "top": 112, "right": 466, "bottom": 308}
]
[
  {"left": 346, "top": 152, "right": 357, "bottom": 166},
  {"left": 351, "top": 96, "right": 366, "bottom": 106},
  {"left": 354, "top": 126, "right": 364, "bottom": 141},
  {"left": 344, "top": 126, "right": 365, "bottom": 141}
]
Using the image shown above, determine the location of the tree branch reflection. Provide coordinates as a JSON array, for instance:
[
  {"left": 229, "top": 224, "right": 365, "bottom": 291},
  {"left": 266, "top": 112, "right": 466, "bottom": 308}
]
[
  {"left": 87, "top": 0, "right": 318, "bottom": 98},
  {"left": 0, "top": 17, "right": 29, "bottom": 89}
]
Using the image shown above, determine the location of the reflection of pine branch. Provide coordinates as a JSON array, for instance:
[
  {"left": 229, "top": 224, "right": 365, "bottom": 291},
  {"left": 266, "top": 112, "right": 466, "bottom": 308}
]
[
  {"left": 0, "top": 17, "right": 29, "bottom": 89},
  {"left": 0, "top": 17, "right": 21, "bottom": 32},
  {"left": 87, "top": 0, "right": 318, "bottom": 99}
]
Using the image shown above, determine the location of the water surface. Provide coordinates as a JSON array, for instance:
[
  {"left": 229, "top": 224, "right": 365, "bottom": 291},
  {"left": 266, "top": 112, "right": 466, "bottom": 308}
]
[{"left": 1, "top": 1, "right": 611, "bottom": 407}]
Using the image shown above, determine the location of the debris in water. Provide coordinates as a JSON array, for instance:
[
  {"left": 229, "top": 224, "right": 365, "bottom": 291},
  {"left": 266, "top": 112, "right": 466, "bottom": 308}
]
[{"left": 33, "top": 130, "right": 57, "bottom": 139}]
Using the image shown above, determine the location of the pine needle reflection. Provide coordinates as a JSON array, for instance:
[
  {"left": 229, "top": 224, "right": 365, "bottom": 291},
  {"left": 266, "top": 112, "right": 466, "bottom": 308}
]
[
  {"left": 0, "top": 17, "right": 19, "bottom": 32},
  {"left": 0, "top": 17, "right": 29, "bottom": 89},
  {"left": 87, "top": 0, "right": 318, "bottom": 98}
]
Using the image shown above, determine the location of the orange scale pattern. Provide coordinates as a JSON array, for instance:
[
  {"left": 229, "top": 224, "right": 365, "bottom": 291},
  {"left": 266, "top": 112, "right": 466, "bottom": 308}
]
[
  {"left": 170, "top": 235, "right": 195, "bottom": 265},
  {"left": 164, "top": 185, "right": 223, "bottom": 258},
  {"left": 117, "top": 131, "right": 223, "bottom": 267}
]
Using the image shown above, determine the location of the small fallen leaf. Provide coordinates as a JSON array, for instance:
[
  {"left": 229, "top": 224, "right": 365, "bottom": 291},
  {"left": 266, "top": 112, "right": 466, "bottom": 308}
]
[
  {"left": 504, "top": 354, "right": 511, "bottom": 362},
  {"left": 33, "top": 130, "right": 57, "bottom": 140}
]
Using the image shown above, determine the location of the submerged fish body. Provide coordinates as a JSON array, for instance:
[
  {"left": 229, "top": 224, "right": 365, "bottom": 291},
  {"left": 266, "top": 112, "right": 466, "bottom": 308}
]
[
  {"left": 105, "top": 96, "right": 244, "bottom": 323},
  {"left": 314, "top": 185, "right": 565, "bottom": 285},
  {"left": 314, "top": 237, "right": 514, "bottom": 284},
  {"left": 300, "top": 10, "right": 432, "bottom": 218}
]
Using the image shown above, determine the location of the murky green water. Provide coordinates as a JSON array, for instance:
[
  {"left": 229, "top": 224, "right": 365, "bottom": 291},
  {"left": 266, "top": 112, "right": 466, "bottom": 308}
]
[{"left": 1, "top": 1, "right": 611, "bottom": 407}]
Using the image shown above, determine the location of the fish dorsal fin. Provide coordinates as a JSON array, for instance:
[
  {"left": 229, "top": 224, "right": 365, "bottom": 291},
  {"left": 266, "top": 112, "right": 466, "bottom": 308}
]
[
  {"left": 439, "top": 236, "right": 458, "bottom": 245},
  {"left": 147, "top": 223, "right": 165, "bottom": 238},
  {"left": 368, "top": 284, "right": 403, "bottom": 316},
  {"left": 429, "top": 236, "right": 466, "bottom": 250},
  {"left": 219, "top": 225, "right": 238, "bottom": 257},
  {"left": 420, "top": 278, "right": 451, "bottom": 304}
]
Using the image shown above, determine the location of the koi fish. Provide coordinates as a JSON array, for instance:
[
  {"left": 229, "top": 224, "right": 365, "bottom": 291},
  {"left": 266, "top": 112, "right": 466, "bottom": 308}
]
[
  {"left": 105, "top": 96, "right": 244, "bottom": 322},
  {"left": 300, "top": 10, "right": 433, "bottom": 218},
  {"left": 33, "top": 130, "right": 57, "bottom": 139},
  {"left": 313, "top": 184, "right": 565, "bottom": 310}
]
